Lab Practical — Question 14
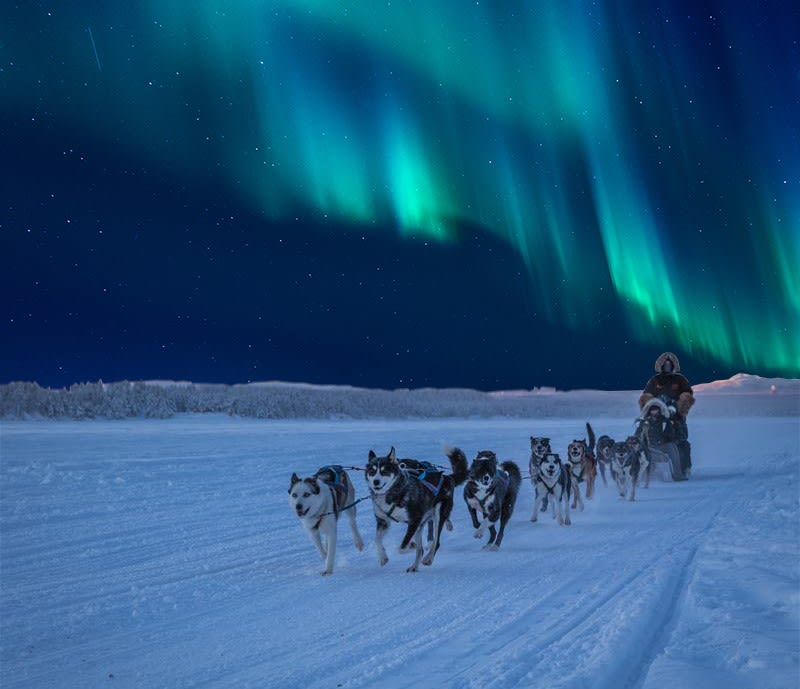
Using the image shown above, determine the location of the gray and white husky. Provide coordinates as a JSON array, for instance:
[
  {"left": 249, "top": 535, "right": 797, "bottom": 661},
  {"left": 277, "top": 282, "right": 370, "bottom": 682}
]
[
  {"left": 596, "top": 434, "right": 615, "bottom": 487},
  {"left": 611, "top": 441, "right": 640, "bottom": 501},
  {"left": 529, "top": 436, "right": 552, "bottom": 517},
  {"left": 288, "top": 465, "right": 365, "bottom": 575}
]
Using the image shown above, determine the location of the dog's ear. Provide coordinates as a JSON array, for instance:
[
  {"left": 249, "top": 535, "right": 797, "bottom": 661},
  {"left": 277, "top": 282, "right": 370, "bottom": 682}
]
[
  {"left": 368, "top": 450, "right": 376, "bottom": 460},
  {"left": 303, "top": 477, "right": 320, "bottom": 494},
  {"left": 389, "top": 446, "right": 397, "bottom": 462},
  {"left": 289, "top": 473, "right": 301, "bottom": 492}
]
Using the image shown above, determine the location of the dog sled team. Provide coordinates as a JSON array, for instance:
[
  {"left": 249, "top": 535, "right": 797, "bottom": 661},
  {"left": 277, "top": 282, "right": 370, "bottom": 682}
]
[{"left": 289, "top": 352, "right": 695, "bottom": 574}]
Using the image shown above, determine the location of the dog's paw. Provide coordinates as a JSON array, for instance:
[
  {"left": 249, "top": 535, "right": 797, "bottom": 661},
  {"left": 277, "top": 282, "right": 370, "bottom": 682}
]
[
  {"left": 445, "top": 519, "right": 454, "bottom": 531},
  {"left": 422, "top": 555, "right": 434, "bottom": 566},
  {"left": 320, "top": 569, "right": 333, "bottom": 576},
  {"left": 406, "top": 564, "right": 419, "bottom": 573},
  {"left": 558, "top": 516, "right": 564, "bottom": 525},
  {"left": 354, "top": 539, "right": 365, "bottom": 551},
  {"left": 564, "top": 516, "right": 572, "bottom": 526},
  {"left": 473, "top": 528, "right": 484, "bottom": 539},
  {"left": 578, "top": 503, "right": 585, "bottom": 512},
  {"left": 482, "top": 543, "right": 500, "bottom": 551},
  {"left": 530, "top": 514, "right": 538, "bottom": 522}
]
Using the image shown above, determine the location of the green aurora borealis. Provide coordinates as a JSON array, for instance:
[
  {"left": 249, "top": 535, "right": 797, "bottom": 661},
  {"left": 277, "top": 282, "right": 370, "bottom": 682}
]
[{"left": 2, "top": 1, "right": 798, "bottom": 386}]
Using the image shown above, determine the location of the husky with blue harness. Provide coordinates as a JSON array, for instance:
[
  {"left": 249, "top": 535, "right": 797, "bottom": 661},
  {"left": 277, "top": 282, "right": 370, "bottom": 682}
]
[
  {"left": 463, "top": 450, "right": 522, "bottom": 550},
  {"left": 366, "top": 446, "right": 468, "bottom": 572},
  {"left": 397, "top": 457, "right": 455, "bottom": 542},
  {"left": 288, "top": 465, "right": 365, "bottom": 575}
]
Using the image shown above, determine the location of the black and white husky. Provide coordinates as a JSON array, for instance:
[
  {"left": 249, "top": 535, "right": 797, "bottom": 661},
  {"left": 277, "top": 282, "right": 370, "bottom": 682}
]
[
  {"left": 463, "top": 451, "right": 522, "bottom": 550},
  {"left": 396, "top": 457, "right": 454, "bottom": 539},
  {"left": 365, "top": 446, "right": 468, "bottom": 572},
  {"left": 611, "top": 440, "right": 640, "bottom": 501},
  {"left": 288, "top": 465, "right": 365, "bottom": 576},
  {"left": 531, "top": 452, "right": 572, "bottom": 525},
  {"left": 529, "top": 436, "right": 552, "bottom": 517}
]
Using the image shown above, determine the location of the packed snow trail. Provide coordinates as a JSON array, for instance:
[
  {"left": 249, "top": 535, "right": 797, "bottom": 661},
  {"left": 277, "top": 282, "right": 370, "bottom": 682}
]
[{"left": 1, "top": 414, "right": 798, "bottom": 688}]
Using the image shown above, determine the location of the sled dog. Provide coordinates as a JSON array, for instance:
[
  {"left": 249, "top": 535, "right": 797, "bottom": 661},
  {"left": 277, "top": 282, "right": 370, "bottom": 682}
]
[
  {"left": 463, "top": 450, "right": 522, "bottom": 550},
  {"left": 531, "top": 452, "right": 572, "bottom": 525},
  {"left": 365, "top": 446, "right": 468, "bottom": 572},
  {"left": 529, "top": 436, "right": 552, "bottom": 517},
  {"left": 611, "top": 441, "right": 640, "bottom": 501},
  {"left": 595, "top": 434, "right": 615, "bottom": 487},
  {"left": 625, "top": 434, "right": 651, "bottom": 488},
  {"left": 565, "top": 422, "right": 597, "bottom": 511},
  {"left": 396, "top": 457, "right": 454, "bottom": 539},
  {"left": 288, "top": 465, "right": 365, "bottom": 575}
]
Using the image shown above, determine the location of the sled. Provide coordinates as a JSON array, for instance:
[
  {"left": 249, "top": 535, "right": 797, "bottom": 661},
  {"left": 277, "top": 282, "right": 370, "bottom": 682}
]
[{"left": 648, "top": 442, "right": 686, "bottom": 482}]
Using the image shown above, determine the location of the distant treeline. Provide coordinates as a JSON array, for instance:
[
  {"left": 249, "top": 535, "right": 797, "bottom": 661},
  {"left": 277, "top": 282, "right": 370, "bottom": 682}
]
[
  {"left": 2, "top": 380, "right": 795, "bottom": 420},
  {"left": 0, "top": 380, "right": 634, "bottom": 420}
]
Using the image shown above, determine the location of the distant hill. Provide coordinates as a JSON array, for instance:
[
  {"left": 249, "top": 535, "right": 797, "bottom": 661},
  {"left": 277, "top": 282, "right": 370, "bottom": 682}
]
[{"left": 694, "top": 373, "right": 800, "bottom": 395}]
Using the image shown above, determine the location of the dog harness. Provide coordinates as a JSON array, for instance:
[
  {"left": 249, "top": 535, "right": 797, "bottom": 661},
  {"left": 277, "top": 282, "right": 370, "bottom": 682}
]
[
  {"left": 415, "top": 469, "right": 444, "bottom": 497},
  {"left": 538, "top": 475, "right": 559, "bottom": 496},
  {"left": 399, "top": 461, "right": 445, "bottom": 498},
  {"left": 568, "top": 457, "right": 586, "bottom": 482},
  {"left": 317, "top": 465, "right": 348, "bottom": 507}
]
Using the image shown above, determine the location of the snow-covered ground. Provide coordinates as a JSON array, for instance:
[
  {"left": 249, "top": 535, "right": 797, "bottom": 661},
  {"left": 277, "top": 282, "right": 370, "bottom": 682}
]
[{"left": 1, "top": 403, "right": 798, "bottom": 688}]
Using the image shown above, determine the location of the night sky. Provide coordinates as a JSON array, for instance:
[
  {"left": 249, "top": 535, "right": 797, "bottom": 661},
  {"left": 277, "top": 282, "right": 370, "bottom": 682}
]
[{"left": 2, "top": 1, "right": 798, "bottom": 391}]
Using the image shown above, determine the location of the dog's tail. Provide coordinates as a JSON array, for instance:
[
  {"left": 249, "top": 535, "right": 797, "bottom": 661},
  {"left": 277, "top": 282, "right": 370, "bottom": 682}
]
[
  {"left": 444, "top": 446, "right": 469, "bottom": 486},
  {"left": 500, "top": 460, "right": 522, "bottom": 488},
  {"left": 586, "top": 422, "right": 596, "bottom": 455}
]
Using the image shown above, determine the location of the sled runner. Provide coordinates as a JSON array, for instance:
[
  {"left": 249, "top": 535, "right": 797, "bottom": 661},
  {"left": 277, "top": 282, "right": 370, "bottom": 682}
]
[{"left": 647, "top": 442, "right": 686, "bottom": 482}]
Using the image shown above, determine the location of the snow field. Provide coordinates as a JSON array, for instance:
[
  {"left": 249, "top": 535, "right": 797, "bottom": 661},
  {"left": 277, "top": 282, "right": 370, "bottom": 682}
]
[{"left": 1, "top": 413, "right": 798, "bottom": 688}]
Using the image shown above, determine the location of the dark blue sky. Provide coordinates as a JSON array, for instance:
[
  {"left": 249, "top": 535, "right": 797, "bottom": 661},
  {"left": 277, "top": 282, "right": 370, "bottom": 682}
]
[{"left": 2, "top": 1, "right": 798, "bottom": 391}]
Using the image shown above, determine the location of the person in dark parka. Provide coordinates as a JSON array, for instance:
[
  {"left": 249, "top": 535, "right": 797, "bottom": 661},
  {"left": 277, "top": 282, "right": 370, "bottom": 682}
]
[{"left": 639, "top": 352, "right": 694, "bottom": 474}]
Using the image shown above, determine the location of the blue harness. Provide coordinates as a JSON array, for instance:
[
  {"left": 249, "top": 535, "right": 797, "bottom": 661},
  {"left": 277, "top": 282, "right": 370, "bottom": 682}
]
[
  {"left": 416, "top": 469, "right": 444, "bottom": 497},
  {"left": 317, "top": 465, "right": 348, "bottom": 507}
]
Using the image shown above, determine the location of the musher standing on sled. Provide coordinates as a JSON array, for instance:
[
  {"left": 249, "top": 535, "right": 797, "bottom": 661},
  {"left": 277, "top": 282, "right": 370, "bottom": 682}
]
[{"left": 638, "top": 352, "right": 695, "bottom": 476}]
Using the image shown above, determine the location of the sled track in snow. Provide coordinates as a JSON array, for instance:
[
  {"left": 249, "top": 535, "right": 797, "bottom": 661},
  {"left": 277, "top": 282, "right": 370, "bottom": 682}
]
[{"left": 2, "top": 417, "right": 797, "bottom": 689}]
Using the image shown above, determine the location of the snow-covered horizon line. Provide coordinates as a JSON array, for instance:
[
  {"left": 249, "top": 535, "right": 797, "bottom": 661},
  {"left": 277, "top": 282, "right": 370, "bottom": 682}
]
[
  {"left": 2, "top": 373, "right": 796, "bottom": 421},
  {"left": 8, "top": 371, "right": 799, "bottom": 395}
]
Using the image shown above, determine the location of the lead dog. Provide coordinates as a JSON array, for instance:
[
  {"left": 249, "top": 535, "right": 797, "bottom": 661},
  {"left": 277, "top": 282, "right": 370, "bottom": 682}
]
[
  {"left": 365, "top": 446, "right": 468, "bottom": 572},
  {"left": 565, "top": 422, "right": 597, "bottom": 511},
  {"left": 288, "top": 465, "right": 365, "bottom": 575},
  {"left": 529, "top": 436, "right": 552, "bottom": 516},
  {"left": 531, "top": 452, "right": 572, "bottom": 525},
  {"left": 463, "top": 450, "right": 522, "bottom": 550}
]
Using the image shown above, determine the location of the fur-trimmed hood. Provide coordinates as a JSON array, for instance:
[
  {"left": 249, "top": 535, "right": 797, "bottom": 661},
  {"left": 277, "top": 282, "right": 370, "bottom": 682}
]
[
  {"left": 641, "top": 396, "right": 671, "bottom": 418},
  {"left": 654, "top": 352, "right": 681, "bottom": 373}
]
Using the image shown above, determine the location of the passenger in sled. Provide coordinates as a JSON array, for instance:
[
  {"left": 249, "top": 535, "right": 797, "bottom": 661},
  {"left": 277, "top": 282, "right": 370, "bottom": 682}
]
[{"left": 638, "top": 352, "right": 694, "bottom": 478}]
